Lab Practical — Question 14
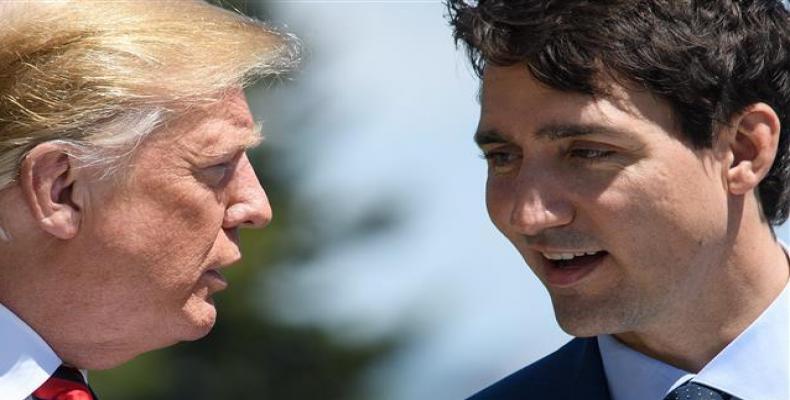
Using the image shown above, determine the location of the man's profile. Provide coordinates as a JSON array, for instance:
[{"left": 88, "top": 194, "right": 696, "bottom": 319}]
[
  {"left": 448, "top": 1, "right": 790, "bottom": 399},
  {"left": 0, "top": 1, "right": 297, "bottom": 399}
]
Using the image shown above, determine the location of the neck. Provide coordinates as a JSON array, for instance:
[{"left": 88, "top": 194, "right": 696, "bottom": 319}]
[
  {"left": 0, "top": 267, "right": 143, "bottom": 370},
  {"left": 615, "top": 205, "right": 789, "bottom": 372},
  {"left": 0, "top": 247, "right": 133, "bottom": 368}
]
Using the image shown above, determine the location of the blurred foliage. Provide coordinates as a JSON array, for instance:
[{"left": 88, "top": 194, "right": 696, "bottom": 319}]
[{"left": 90, "top": 2, "right": 393, "bottom": 399}]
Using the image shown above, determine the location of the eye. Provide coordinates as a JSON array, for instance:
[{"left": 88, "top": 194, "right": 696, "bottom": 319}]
[
  {"left": 480, "top": 149, "right": 521, "bottom": 175},
  {"left": 200, "top": 162, "right": 233, "bottom": 186},
  {"left": 568, "top": 147, "right": 616, "bottom": 161}
]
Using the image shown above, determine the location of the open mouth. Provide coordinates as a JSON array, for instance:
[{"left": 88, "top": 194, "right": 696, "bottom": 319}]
[
  {"left": 546, "top": 251, "right": 607, "bottom": 268},
  {"left": 541, "top": 250, "right": 608, "bottom": 287},
  {"left": 203, "top": 269, "right": 228, "bottom": 292}
]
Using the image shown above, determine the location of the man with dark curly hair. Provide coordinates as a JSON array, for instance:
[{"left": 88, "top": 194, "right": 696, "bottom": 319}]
[{"left": 448, "top": 1, "right": 790, "bottom": 399}]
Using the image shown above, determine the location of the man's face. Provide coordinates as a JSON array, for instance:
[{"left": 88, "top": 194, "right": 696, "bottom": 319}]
[
  {"left": 69, "top": 90, "right": 271, "bottom": 355},
  {"left": 478, "top": 66, "right": 734, "bottom": 336}
]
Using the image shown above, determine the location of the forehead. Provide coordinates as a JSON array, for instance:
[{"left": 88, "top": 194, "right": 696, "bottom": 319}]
[
  {"left": 478, "top": 65, "right": 679, "bottom": 142},
  {"left": 155, "top": 91, "right": 260, "bottom": 155},
  {"left": 213, "top": 89, "right": 255, "bottom": 128}
]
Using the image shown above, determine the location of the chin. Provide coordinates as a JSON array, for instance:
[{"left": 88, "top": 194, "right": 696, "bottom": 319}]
[
  {"left": 180, "top": 297, "right": 218, "bottom": 341},
  {"left": 552, "top": 302, "right": 626, "bottom": 337},
  {"left": 556, "top": 319, "right": 608, "bottom": 338}
]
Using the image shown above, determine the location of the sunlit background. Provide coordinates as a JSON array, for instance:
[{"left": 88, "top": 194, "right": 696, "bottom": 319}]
[{"left": 92, "top": 1, "right": 790, "bottom": 399}]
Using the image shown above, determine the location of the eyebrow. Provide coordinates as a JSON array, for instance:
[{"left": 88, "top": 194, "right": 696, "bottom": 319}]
[
  {"left": 244, "top": 122, "right": 264, "bottom": 150},
  {"left": 474, "top": 129, "right": 508, "bottom": 146},
  {"left": 195, "top": 122, "right": 264, "bottom": 159},
  {"left": 223, "top": 122, "right": 264, "bottom": 154},
  {"left": 474, "top": 123, "right": 630, "bottom": 147}
]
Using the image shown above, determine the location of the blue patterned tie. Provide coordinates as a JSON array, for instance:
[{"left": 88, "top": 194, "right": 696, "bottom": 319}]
[{"left": 663, "top": 381, "right": 736, "bottom": 400}]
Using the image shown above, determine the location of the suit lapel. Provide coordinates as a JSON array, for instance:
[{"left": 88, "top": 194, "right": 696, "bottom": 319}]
[{"left": 568, "top": 337, "right": 612, "bottom": 400}]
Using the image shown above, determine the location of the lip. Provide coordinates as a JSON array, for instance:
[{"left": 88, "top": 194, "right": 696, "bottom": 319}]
[
  {"left": 202, "top": 254, "right": 242, "bottom": 292},
  {"left": 539, "top": 251, "right": 607, "bottom": 288},
  {"left": 202, "top": 269, "right": 228, "bottom": 292},
  {"left": 532, "top": 246, "right": 604, "bottom": 255}
]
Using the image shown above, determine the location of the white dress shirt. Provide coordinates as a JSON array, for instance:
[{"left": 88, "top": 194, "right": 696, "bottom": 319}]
[
  {"left": 599, "top": 280, "right": 790, "bottom": 400},
  {"left": 0, "top": 303, "right": 61, "bottom": 400}
]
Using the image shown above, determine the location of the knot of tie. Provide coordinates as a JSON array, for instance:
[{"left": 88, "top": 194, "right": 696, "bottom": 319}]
[
  {"left": 663, "top": 381, "right": 735, "bottom": 400},
  {"left": 32, "top": 365, "right": 96, "bottom": 400}
]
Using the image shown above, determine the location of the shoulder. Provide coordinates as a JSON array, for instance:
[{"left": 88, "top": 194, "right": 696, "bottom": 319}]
[{"left": 467, "top": 337, "right": 607, "bottom": 400}]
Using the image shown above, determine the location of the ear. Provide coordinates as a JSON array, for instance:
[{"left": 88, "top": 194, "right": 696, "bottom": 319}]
[
  {"left": 19, "top": 142, "right": 82, "bottom": 239},
  {"left": 725, "top": 103, "right": 781, "bottom": 196}
]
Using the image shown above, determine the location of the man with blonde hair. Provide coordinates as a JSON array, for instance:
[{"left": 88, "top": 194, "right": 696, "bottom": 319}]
[{"left": 0, "top": 1, "right": 298, "bottom": 399}]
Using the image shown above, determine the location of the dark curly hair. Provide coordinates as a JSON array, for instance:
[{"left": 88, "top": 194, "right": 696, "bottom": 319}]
[{"left": 448, "top": 0, "right": 790, "bottom": 225}]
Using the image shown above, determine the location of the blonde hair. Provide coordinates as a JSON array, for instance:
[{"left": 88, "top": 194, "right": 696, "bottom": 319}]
[{"left": 0, "top": 0, "right": 299, "bottom": 188}]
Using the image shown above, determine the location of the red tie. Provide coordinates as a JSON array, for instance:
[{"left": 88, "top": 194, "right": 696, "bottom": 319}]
[{"left": 32, "top": 365, "right": 96, "bottom": 400}]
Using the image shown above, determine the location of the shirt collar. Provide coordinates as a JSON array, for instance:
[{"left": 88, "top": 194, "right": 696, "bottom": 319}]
[
  {"left": 598, "top": 334, "right": 689, "bottom": 400},
  {"left": 691, "top": 281, "right": 789, "bottom": 400},
  {"left": 0, "top": 303, "right": 61, "bottom": 399},
  {"left": 599, "top": 280, "right": 790, "bottom": 400}
]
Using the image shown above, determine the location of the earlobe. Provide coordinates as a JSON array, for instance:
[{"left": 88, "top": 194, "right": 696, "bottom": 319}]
[
  {"left": 19, "top": 143, "right": 82, "bottom": 240},
  {"left": 725, "top": 103, "right": 781, "bottom": 196}
]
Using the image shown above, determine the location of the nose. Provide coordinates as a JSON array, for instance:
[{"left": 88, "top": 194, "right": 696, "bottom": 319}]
[
  {"left": 223, "top": 153, "right": 272, "bottom": 229},
  {"left": 508, "top": 172, "right": 574, "bottom": 236}
]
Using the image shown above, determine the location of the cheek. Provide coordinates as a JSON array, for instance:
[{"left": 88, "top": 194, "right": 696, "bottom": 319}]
[
  {"left": 142, "top": 175, "right": 226, "bottom": 232},
  {"left": 638, "top": 159, "right": 726, "bottom": 234},
  {"left": 150, "top": 192, "right": 227, "bottom": 268},
  {"left": 485, "top": 177, "right": 514, "bottom": 234},
  {"left": 95, "top": 186, "right": 227, "bottom": 286},
  {"left": 590, "top": 158, "right": 728, "bottom": 264},
  {"left": 166, "top": 194, "right": 225, "bottom": 237}
]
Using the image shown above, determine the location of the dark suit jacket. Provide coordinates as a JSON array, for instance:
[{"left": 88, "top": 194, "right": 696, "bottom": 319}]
[{"left": 467, "top": 337, "right": 611, "bottom": 400}]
